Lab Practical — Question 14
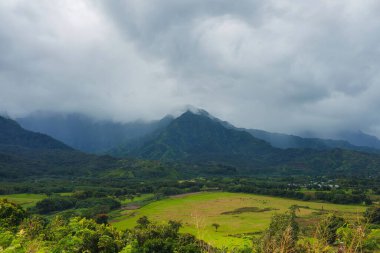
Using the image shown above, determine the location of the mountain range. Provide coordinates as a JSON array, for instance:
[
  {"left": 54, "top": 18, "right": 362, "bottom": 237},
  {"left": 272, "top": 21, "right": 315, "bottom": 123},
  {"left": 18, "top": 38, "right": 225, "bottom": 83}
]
[
  {"left": 117, "top": 110, "right": 380, "bottom": 176},
  {"left": 1, "top": 109, "right": 380, "bottom": 178},
  {"left": 17, "top": 110, "right": 380, "bottom": 155}
]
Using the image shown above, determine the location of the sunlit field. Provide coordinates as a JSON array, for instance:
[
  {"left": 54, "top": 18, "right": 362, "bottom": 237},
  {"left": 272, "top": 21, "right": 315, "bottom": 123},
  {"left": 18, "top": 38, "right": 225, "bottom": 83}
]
[{"left": 111, "top": 192, "right": 366, "bottom": 249}]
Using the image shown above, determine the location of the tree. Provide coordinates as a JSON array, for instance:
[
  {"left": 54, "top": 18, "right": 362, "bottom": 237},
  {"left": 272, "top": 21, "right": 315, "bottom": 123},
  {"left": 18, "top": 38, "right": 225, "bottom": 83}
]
[
  {"left": 95, "top": 213, "right": 109, "bottom": 224},
  {"left": 212, "top": 223, "right": 220, "bottom": 232},
  {"left": 132, "top": 219, "right": 204, "bottom": 253},
  {"left": 136, "top": 216, "right": 150, "bottom": 228},
  {"left": 0, "top": 199, "right": 26, "bottom": 229},
  {"left": 315, "top": 214, "right": 345, "bottom": 245},
  {"left": 20, "top": 215, "right": 47, "bottom": 239},
  {"left": 168, "top": 220, "right": 182, "bottom": 232},
  {"left": 288, "top": 205, "right": 300, "bottom": 216},
  {"left": 364, "top": 206, "right": 380, "bottom": 224},
  {"left": 255, "top": 211, "right": 299, "bottom": 253},
  {"left": 35, "top": 196, "right": 76, "bottom": 214},
  {"left": 126, "top": 194, "right": 135, "bottom": 202}
]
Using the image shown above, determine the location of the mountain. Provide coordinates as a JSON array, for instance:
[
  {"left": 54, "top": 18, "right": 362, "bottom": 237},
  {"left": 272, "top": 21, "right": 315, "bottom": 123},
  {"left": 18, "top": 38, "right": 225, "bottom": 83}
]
[
  {"left": 120, "top": 110, "right": 380, "bottom": 176},
  {"left": 127, "top": 111, "right": 275, "bottom": 161},
  {"left": 246, "top": 129, "right": 379, "bottom": 153},
  {"left": 18, "top": 110, "right": 380, "bottom": 155},
  {"left": 0, "top": 116, "right": 71, "bottom": 150},
  {"left": 0, "top": 115, "right": 191, "bottom": 180},
  {"left": 109, "top": 109, "right": 242, "bottom": 158},
  {"left": 330, "top": 131, "right": 380, "bottom": 150},
  {"left": 5, "top": 110, "right": 380, "bottom": 178},
  {"left": 17, "top": 112, "right": 173, "bottom": 153},
  {"left": 0, "top": 115, "right": 122, "bottom": 178},
  {"left": 194, "top": 110, "right": 379, "bottom": 153}
]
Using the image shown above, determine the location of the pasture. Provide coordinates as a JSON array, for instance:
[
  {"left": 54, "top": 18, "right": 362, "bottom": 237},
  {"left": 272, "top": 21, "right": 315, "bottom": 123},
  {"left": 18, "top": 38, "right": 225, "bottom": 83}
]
[
  {"left": 0, "top": 193, "right": 46, "bottom": 208},
  {"left": 111, "top": 192, "right": 366, "bottom": 249}
]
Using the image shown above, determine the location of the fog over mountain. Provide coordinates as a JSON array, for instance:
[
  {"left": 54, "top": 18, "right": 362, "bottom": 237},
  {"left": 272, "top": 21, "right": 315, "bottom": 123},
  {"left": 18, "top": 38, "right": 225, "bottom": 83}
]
[{"left": 1, "top": 1, "right": 380, "bottom": 138}]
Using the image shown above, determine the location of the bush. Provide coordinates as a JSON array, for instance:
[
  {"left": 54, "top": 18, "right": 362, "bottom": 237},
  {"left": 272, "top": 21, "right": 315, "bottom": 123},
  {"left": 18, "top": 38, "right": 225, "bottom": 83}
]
[
  {"left": 0, "top": 199, "right": 27, "bottom": 228},
  {"left": 254, "top": 211, "right": 299, "bottom": 253},
  {"left": 131, "top": 217, "right": 204, "bottom": 253},
  {"left": 35, "top": 197, "right": 76, "bottom": 214},
  {"left": 364, "top": 206, "right": 380, "bottom": 224},
  {"left": 318, "top": 214, "right": 345, "bottom": 244},
  {"left": 75, "top": 197, "right": 121, "bottom": 210}
]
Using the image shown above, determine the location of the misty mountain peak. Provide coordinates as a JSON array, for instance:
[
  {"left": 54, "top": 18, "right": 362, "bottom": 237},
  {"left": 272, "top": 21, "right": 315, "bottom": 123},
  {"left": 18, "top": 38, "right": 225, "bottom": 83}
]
[{"left": 182, "top": 105, "right": 212, "bottom": 117}]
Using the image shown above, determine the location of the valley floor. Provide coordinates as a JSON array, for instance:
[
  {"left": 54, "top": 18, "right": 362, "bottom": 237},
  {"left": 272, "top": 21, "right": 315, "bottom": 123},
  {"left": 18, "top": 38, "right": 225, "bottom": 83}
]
[{"left": 110, "top": 191, "right": 369, "bottom": 249}]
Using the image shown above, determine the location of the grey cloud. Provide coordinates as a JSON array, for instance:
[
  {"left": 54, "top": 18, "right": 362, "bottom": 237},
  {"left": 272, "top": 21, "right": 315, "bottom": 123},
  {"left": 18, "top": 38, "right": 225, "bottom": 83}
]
[{"left": 1, "top": 0, "right": 380, "bottom": 137}]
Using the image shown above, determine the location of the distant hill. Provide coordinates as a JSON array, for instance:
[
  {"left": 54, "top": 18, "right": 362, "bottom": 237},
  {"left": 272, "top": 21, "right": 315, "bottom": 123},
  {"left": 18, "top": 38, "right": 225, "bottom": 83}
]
[
  {"left": 0, "top": 116, "right": 71, "bottom": 150},
  {"left": 0, "top": 115, "right": 121, "bottom": 178},
  {"left": 246, "top": 129, "right": 379, "bottom": 153},
  {"left": 326, "top": 131, "right": 380, "bottom": 150},
  {"left": 17, "top": 113, "right": 173, "bottom": 153}
]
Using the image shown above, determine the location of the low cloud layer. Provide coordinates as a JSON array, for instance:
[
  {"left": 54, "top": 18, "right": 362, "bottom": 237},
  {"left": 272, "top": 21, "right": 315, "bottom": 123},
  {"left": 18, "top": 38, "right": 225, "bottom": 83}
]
[{"left": 1, "top": 0, "right": 380, "bottom": 136}]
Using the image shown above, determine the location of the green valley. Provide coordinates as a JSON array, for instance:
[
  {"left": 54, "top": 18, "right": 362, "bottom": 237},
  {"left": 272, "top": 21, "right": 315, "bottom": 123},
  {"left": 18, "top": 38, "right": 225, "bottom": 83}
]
[{"left": 111, "top": 192, "right": 368, "bottom": 249}]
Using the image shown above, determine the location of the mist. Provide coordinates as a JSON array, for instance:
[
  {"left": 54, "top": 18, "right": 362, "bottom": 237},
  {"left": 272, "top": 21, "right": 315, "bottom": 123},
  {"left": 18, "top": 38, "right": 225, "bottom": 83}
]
[{"left": 1, "top": 0, "right": 380, "bottom": 137}]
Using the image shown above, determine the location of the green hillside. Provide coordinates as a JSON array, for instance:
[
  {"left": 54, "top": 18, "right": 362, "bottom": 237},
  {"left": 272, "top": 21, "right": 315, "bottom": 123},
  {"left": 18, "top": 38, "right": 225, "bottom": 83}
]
[
  {"left": 129, "top": 111, "right": 275, "bottom": 161},
  {"left": 123, "top": 111, "right": 380, "bottom": 177}
]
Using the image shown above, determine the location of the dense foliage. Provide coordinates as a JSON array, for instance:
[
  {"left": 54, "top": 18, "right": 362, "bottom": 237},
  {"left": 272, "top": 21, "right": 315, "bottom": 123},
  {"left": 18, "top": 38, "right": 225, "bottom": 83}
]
[
  {"left": 1, "top": 188, "right": 380, "bottom": 252},
  {"left": 0, "top": 201, "right": 209, "bottom": 253},
  {"left": 365, "top": 206, "right": 380, "bottom": 225}
]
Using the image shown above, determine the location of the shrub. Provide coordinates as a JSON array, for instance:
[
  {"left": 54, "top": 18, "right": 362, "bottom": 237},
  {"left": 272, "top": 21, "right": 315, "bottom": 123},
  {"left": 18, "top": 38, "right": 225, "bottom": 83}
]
[{"left": 0, "top": 199, "right": 27, "bottom": 228}]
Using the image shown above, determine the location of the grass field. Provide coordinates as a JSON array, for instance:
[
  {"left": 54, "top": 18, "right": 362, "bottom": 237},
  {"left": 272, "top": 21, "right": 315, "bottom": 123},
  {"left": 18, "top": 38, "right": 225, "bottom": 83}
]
[
  {"left": 119, "top": 193, "right": 154, "bottom": 205},
  {"left": 0, "top": 193, "right": 47, "bottom": 208},
  {"left": 111, "top": 192, "right": 367, "bottom": 249}
]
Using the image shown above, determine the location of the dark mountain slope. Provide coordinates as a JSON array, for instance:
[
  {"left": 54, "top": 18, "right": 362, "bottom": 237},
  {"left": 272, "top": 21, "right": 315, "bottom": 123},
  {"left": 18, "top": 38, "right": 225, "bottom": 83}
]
[
  {"left": 129, "top": 111, "right": 275, "bottom": 162},
  {"left": 0, "top": 116, "right": 121, "bottom": 178},
  {"left": 17, "top": 113, "right": 173, "bottom": 153},
  {"left": 0, "top": 115, "right": 189, "bottom": 180},
  {"left": 0, "top": 116, "right": 71, "bottom": 150}
]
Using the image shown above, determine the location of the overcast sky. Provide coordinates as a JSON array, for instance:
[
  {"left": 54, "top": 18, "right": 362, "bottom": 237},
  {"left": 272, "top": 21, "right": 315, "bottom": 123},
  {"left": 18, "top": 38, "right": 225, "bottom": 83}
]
[{"left": 1, "top": 0, "right": 380, "bottom": 136}]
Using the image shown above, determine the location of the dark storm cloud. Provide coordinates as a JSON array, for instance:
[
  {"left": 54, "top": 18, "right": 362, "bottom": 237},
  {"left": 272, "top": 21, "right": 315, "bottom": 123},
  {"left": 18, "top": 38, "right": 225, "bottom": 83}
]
[{"left": 1, "top": 0, "right": 380, "bottom": 136}]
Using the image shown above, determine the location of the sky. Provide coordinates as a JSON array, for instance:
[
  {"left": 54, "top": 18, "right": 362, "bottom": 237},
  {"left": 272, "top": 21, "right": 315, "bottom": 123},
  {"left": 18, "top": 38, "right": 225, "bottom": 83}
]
[{"left": 1, "top": 0, "right": 380, "bottom": 136}]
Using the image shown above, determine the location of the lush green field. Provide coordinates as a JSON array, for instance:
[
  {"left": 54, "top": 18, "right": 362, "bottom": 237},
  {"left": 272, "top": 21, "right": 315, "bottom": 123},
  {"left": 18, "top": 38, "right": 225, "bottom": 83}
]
[
  {"left": 0, "top": 193, "right": 46, "bottom": 208},
  {"left": 119, "top": 193, "right": 154, "bottom": 205},
  {"left": 111, "top": 192, "right": 367, "bottom": 249}
]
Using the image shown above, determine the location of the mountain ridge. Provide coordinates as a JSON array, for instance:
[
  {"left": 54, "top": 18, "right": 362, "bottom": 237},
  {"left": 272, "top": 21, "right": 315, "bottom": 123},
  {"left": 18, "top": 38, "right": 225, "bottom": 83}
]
[
  {"left": 2, "top": 112, "right": 380, "bottom": 178},
  {"left": 17, "top": 112, "right": 173, "bottom": 153},
  {"left": 246, "top": 128, "right": 380, "bottom": 154},
  {"left": 0, "top": 115, "right": 122, "bottom": 178},
  {"left": 0, "top": 116, "right": 72, "bottom": 150},
  {"left": 117, "top": 110, "right": 380, "bottom": 176},
  {"left": 16, "top": 110, "right": 380, "bottom": 154},
  {"left": 128, "top": 110, "right": 275, "bottom": 161}
]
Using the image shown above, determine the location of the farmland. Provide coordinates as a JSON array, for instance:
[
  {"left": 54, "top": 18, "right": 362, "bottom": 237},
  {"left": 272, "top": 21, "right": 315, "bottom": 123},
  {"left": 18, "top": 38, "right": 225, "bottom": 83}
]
[
  {"left": 111, "top": 192, "right": 367, "bottom": 249},
  {"left": 0, "top": 193, "right": 46, "bottom": 208}
]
